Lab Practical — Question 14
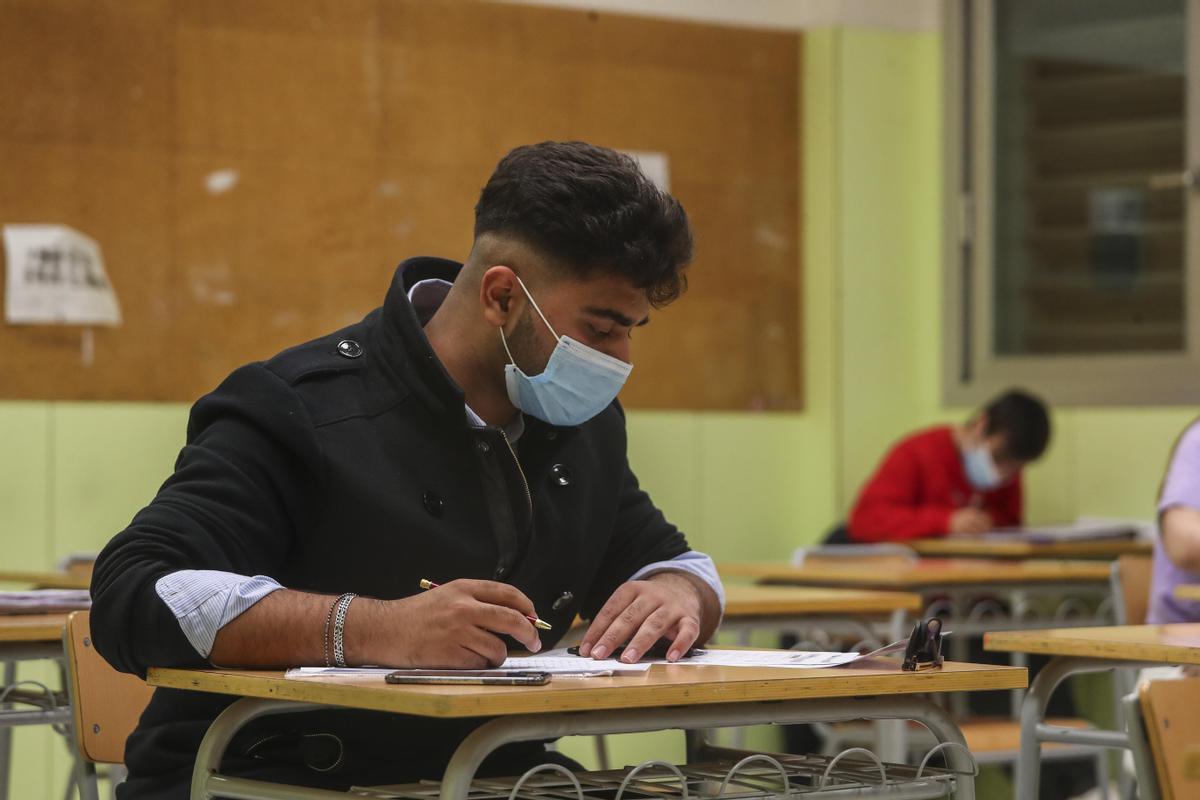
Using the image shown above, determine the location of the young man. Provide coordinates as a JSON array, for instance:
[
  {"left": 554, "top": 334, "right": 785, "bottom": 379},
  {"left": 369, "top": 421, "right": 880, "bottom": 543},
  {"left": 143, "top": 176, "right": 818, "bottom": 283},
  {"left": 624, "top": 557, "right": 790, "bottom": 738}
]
[
  {"left": 90, "top": 141, "right": 724, "bottom": 797},
  {"left": 847, "top": 390, "right": 1051, "bottom": 542}
]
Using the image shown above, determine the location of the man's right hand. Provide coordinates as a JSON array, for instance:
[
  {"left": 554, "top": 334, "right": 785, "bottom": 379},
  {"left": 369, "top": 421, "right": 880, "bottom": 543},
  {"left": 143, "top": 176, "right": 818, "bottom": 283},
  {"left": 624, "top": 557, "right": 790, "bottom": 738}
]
[
  {"left": 948, "top": 508, "right": 993, "bottom": 535},
  {"left": 346, "top": 579, "right": 542, "bottom": 669}
]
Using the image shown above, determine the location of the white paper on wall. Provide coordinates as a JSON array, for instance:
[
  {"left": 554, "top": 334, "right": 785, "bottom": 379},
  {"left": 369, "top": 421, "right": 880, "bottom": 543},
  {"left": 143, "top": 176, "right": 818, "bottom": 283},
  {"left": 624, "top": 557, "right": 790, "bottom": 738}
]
[
  {"left": 3, "top": 225, "right": 122, "bottom": 326},
  {"left": 621, "top": 150, "right": 671, "bottom": 192}
]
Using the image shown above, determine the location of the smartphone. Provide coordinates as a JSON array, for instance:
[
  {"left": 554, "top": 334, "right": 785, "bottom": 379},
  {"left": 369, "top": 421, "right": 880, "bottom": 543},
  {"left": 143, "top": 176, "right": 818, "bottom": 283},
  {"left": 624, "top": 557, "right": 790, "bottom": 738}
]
[{"left": 384, "top": 669, "right": 550, "bottom": 686}]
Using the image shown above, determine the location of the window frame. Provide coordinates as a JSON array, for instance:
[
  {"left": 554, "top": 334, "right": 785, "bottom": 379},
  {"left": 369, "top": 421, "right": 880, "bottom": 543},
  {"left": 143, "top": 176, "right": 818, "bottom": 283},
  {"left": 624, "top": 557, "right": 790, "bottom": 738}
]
[{"left": 942, "top": 0, "right": 1200, "bottom": 406}]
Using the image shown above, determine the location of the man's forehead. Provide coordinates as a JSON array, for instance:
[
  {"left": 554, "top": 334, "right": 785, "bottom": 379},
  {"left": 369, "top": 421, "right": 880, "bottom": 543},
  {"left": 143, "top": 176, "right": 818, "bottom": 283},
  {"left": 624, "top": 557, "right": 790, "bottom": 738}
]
[{"left": 549, "top": 273, "right": 650, "bottom": 321}]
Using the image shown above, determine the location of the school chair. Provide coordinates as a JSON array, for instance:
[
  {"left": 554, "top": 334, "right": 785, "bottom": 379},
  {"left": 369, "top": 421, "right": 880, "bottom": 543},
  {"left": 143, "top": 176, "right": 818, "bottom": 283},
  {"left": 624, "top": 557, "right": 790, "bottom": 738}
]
[
  {"left": 1136, "top": 676, "right": 1200, "bottom": 800},
  {"left": 62, "top": 611, "right": 154, "bottom": 800}
]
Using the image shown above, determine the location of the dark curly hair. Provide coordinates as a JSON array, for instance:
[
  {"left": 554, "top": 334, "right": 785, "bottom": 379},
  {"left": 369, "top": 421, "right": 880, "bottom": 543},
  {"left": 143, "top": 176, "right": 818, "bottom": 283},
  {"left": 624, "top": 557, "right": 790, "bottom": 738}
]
[{"left": 474, "top": 141, "right": 693, "bottom": 307}]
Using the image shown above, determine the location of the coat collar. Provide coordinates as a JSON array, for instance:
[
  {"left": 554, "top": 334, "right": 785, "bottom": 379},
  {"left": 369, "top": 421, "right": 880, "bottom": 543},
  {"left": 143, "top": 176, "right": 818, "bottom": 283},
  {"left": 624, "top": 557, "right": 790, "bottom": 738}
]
[{"left": 376, "top": 256, "right": 470, "bottom": 422}]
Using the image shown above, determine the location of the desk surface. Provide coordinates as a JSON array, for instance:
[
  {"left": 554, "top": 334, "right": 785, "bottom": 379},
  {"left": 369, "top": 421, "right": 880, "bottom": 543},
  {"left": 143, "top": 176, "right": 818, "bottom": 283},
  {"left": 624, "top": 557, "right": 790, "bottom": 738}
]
[
  {"left": 908, "top": 537, "right": 1151, "bottom": 560},
  {"left": 1175, "top": 585, "right": 1200, "bottom": 602},
  {"left": 722, "top": 584, "right": 922, "bottom": 616},
  {"left": 0, "top": 570, "right": 91, "bottom": 590},
  {"left": 0, "top": 613, "right": 70, "bottom": 643},
  {"left": 148, "top": 660, "right": 1026, "bottom": 719},
  {"left": 984, "top": 623, "right": 1200, "bottom": 665},
  {"left": 720, "top": 558, "right": 1112, "bottom": 589}
]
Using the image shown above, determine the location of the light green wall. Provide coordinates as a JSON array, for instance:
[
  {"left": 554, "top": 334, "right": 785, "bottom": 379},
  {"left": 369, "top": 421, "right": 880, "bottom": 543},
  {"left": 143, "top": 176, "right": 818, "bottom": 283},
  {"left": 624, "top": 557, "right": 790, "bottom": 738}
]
[{"left": 2, "top": 19, "right": 1196, "bottom": 795}]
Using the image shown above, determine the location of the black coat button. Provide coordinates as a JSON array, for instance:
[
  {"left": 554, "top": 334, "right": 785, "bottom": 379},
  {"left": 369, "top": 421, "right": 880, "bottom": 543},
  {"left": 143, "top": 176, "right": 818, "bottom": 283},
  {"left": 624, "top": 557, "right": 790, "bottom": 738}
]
[
  {"left": 552, "top": 591, "right": 574, "bottom": 611},
  {"left": 336, "top": 339, "right": 363, "bottom": 358},
  {"left": 494, "top": 565, "right": 508, "bottom": 579},
  {"left": 476, "top": 440, "right": 490, "bottom": 454},
  {"left": 549, "top": 464, "right": 572, "bottom": 487},
  {"left": 422, "top": 491, "right": 444, "bottom": 518}
]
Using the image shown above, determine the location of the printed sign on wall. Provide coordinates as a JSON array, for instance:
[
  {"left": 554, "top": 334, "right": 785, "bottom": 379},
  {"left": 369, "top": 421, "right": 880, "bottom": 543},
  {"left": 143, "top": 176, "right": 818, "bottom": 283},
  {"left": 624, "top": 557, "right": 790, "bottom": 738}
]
[{"left": 3, "top": 225, "right": 121, "bottom": 326}]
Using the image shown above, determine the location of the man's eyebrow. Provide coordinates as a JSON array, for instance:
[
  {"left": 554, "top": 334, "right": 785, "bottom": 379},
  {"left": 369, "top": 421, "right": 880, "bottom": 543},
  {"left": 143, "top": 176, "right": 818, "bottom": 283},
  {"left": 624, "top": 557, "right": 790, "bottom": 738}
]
[{"left": 583, "top": 306, "right": 650, "bottom": 327}]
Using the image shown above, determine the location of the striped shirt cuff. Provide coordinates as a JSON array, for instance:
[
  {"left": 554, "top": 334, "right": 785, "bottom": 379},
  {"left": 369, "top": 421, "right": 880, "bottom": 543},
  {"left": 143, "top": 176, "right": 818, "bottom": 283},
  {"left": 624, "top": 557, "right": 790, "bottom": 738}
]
[{"left": 155, "top": 570, "right": 283, "bottom": 658}]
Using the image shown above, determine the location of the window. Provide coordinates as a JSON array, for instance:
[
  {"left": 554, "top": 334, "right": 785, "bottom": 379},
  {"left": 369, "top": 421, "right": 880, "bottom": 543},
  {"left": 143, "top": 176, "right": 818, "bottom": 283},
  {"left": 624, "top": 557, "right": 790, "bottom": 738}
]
[{"left": 943, "top": 0, "right": 1200, "bottom": 405}]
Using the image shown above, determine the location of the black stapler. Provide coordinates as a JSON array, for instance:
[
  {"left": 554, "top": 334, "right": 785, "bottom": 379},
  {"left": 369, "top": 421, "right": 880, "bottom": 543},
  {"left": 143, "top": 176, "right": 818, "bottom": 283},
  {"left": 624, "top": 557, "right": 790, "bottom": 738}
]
[{"left": 901, "top": 617, "right": 944, "bottom": 671}]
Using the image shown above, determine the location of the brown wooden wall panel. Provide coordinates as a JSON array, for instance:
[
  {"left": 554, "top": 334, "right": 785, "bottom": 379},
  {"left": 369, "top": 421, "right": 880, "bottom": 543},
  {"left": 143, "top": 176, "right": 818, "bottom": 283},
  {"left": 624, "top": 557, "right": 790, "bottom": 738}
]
[{"left": 0, "top": 0, "right": 801, "bottom": 410}]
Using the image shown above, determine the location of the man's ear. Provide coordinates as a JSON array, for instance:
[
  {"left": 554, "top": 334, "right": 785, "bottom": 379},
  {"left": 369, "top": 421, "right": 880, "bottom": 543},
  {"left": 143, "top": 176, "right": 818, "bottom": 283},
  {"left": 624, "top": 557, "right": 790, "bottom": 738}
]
[{"left": 480, "top": 265, "right": 519, "bottom": 328}]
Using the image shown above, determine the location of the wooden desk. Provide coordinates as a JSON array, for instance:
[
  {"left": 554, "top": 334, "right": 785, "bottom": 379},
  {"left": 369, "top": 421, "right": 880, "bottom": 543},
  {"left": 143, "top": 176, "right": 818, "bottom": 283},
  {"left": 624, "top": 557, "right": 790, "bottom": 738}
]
[
  {"left": 721, "top": 584, "right": 922, "bottom": 617},
  {"left": 720, "top": 558, "right": 1112, "bottom": 589},
  {"left": 0, "top": 614, "right": 69, "bottom": 644},
  {"left": 1175, "top": 585, "right": 1200, "bottom": 602},
  {"left": 0, "top": 570, "right": 91, "bottom": 590},
  {"left": 985, "top": 623, "right": 1200, "bottom": 665},
  {"left": 908, "top": 537, "right": 1151, "bottom": 560},
  {"left": 0, "top": 613, "right": 73, "bottom": 800},
  {"left": 984, "top": 624, "right": 1200, "bottom": 798},
  {"left": 152, "top": 659, "right": 1025, "bottom": 800}
]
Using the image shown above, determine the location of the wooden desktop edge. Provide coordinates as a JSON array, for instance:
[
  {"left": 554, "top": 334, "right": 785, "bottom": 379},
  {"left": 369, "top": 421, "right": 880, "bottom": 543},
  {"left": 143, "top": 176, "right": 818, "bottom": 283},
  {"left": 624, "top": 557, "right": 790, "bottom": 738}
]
[
  {"left": 983, "top": 623, "right": 1200, "bottom": 664},
  {"left": 148, "top": 661, "right": 1026, "bottom": 719}
]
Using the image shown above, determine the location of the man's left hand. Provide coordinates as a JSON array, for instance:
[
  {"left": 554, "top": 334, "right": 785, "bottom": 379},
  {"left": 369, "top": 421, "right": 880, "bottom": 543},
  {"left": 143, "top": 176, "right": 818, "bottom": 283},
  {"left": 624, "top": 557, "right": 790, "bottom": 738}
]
[{"left": 578, "top": 572, "right": 717, "bottom": 663}]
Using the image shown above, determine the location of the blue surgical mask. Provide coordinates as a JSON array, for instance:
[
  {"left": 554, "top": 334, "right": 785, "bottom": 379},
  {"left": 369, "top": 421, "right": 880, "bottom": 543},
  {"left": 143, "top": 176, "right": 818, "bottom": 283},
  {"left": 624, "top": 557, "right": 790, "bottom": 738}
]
[
  {"left": 500, "top": 276, "right": 633, "bottom": 426},
  {"left": 963, "top": 444, "right": 1002, "bottom": 491}
]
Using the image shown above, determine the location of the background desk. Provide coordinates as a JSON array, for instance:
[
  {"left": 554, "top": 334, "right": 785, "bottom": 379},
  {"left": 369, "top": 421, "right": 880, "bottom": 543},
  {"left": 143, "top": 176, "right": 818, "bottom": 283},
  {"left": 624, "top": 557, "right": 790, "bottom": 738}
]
[
  {"left": 985, "top": 623, "right": 1200, "bottom": 798},
  {"left": 1175, "top": 585, "right": 1200, "bottom": 602},
  {"left": 721, "top": 558, "right": 1113, "bottom": 590},
  {"left": 908, "top": 538, "right": 1151, "bottom": 560},
  {"left": 151, "top": 659, "right": 1026, "bottom": 800},
  {"left": 722, "top": 558, "right": 1116, "bottom": 722},
  {"left": 718, "top": 584, "right": 922, "bottom": 643},
  {"left": 0, "top": 613, "right": 72, "bottom": 800}
]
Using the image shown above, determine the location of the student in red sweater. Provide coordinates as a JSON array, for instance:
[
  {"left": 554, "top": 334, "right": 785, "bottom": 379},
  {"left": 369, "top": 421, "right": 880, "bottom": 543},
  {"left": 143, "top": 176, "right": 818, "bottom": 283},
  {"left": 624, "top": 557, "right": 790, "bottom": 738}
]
[{"left": 848, "top": 390, "right": 1051, "bottom": 542}]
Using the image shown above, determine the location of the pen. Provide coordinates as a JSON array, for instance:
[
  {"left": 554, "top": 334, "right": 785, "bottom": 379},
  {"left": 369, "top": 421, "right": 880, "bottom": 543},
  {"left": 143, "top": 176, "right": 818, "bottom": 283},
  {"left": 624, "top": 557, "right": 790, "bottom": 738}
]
[{"left": 418, "top": 578, "right": 553, "bottom": 631}]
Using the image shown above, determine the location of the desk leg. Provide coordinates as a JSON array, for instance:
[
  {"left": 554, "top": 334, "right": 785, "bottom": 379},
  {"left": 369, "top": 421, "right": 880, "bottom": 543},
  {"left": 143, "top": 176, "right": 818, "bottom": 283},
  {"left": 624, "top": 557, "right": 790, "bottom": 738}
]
[
  {"left": 875, "top": 608, "right": 911, "bottom": 764},
  {"left": 189, "top": 698, "right": 332, "bottom": 800},
  {"left": 440, "top": 695, "right": 974, "bottom": 800},
  {"left": 1016, "top": 656, "right": 1143, "bottom": 800}
]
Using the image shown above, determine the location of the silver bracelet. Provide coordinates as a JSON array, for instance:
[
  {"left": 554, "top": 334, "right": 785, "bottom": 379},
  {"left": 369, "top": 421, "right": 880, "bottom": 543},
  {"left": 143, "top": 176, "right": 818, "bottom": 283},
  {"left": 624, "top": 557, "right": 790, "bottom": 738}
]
[{"left": 332, "top": 593, "right": 357, "bottom": 668}]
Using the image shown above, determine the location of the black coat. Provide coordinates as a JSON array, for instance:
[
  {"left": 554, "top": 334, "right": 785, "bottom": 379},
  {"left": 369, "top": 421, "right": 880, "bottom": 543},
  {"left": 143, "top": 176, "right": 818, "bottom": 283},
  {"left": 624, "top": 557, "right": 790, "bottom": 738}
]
[{"left": 90, "top": 257, "right": 690, "bottom": 796}]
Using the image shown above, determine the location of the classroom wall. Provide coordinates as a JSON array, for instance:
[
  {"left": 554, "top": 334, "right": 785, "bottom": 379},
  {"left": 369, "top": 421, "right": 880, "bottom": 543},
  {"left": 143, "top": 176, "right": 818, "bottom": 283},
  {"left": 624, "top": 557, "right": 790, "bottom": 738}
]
[{"left": 3, "top": 5, "right": 1197, "bottom": 794}]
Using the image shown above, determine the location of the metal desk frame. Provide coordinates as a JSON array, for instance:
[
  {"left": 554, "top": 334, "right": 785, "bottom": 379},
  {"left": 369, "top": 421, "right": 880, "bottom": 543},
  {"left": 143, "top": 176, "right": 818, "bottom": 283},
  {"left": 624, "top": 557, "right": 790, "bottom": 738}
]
[{"left": 189, "top": 694, "right": 979, "bottom": 800}]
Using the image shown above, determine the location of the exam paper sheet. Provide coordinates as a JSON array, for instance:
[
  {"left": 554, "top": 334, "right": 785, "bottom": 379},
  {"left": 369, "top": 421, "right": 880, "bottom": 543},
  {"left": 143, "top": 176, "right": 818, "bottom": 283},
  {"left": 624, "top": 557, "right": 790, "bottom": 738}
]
[{"left": 285, "top": 644, "right": 906, "bottom": 679}]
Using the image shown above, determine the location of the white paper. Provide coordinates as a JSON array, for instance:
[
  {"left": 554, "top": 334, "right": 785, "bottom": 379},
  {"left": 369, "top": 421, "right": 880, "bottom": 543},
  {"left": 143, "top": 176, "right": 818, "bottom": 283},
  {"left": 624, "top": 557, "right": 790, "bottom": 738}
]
[
  {"left": 621, "top": 150, "right": 671, "bottom": 192},
  {"left": 3, "top": 225, "right": 121, "bottom": 325},
  {"left": 283, "top": 643, "right": 908, "bottom": 679},
  {"left": 0, "top": 590, "right": 92, "bottom": 614},
  {"left": 974, "top": 520, "right": 1138, "bottom": 543}
]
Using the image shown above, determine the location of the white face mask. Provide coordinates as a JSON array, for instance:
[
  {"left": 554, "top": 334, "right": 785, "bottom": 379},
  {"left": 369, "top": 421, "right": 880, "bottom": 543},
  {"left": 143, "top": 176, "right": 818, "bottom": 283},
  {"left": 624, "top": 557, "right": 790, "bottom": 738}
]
[
  {"left": 500, "top": 276, "right": 633, "bottom": 426},
  {"left": 963, "top": 444, "right": 1002, "bottom": 490}
]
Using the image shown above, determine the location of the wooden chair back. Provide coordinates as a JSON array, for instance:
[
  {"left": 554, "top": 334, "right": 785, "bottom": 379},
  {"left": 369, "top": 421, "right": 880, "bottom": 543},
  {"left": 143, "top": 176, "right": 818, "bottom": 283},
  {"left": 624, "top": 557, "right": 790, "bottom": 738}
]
[
  {"left": 63, "top": 610, "right": 154, "bottom": 765},
  {"left": 1111, "top": 555, "right": 1153, "bottom": 625},
  {"left": 1140, "top": 677, "right": 1200, "bottom": 800}
]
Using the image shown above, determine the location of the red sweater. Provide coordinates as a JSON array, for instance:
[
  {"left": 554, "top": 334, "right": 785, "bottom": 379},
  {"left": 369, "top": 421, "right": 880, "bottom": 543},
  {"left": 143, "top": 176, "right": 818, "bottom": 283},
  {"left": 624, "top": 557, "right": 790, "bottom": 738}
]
[{"left": 848, "top": 426, "right": 1023, "bottom": 542}]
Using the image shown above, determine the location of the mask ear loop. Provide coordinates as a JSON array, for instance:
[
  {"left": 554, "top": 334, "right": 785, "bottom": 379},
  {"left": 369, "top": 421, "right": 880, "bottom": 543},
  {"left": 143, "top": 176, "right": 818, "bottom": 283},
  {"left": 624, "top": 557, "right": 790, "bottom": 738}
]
[
  {"left": 499, "top": 327, "right": 518, "bottom": 365},
  {"left": 512, "top": 275, "right": 561, "bottom": 339}
]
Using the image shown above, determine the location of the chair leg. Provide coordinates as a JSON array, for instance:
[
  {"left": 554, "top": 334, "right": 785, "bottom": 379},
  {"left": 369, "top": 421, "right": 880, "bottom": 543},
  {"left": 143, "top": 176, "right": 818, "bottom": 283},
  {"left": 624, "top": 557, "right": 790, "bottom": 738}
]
[
  {"left": 107, "top": 764, "right": 127, "bottom": 800},
  {"left": 592, "top": 735, "right": 610, "bottom": 771},
  {"left": 72, "top": 759, "right": 100, "bottom": 800},
  {"left": 1093, "top": 750, "right": 1111, "bottom": 800}
]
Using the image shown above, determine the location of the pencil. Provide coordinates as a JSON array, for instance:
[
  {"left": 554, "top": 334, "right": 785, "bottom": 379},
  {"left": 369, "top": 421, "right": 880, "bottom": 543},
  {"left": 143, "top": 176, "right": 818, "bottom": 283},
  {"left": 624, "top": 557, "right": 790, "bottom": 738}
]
[{"left": 419, "top": 578, "right": 553, "bottom": 630}]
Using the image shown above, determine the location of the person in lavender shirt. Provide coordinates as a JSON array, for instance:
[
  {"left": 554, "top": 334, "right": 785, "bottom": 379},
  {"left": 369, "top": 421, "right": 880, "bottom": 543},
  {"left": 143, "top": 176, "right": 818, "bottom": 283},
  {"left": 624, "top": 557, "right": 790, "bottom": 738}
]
[{"left": 1149, "top": 419, "right": 1200, "bottom": 626}]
